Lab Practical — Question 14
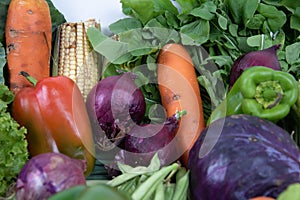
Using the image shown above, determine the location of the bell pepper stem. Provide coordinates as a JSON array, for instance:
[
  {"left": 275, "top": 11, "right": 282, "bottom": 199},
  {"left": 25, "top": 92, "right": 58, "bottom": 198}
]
[{"left": 19, "top": 71, "right": 38, "bottom": 87}]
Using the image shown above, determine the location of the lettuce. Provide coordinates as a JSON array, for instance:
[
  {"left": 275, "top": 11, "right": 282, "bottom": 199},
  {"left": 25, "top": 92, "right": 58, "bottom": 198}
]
[{"left": 0, "top": 84, "right": 28, "bottom": 197}]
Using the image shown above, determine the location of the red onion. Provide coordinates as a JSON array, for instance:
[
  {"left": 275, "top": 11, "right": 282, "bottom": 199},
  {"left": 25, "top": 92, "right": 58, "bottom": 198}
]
[
  {"left": 229, "top": 44, "right": 281, "bottom": 88},
  {"left": 16, "top": 153, "right": 86, "bottom": 200}
]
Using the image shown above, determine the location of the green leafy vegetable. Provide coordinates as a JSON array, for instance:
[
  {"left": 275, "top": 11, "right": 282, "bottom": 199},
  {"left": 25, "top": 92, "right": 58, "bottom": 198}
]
[
  {"left": 121, "top": 0, "right": 178, "bottom": 25},
  {"left": 0, "top": 84, "right": 28, "bottom": 197}
]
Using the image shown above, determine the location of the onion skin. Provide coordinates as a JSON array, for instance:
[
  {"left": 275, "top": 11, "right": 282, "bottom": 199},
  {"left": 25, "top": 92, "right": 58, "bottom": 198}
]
[
  {"left": 16, "top": 153, "right": 86, "bottom": 200},
  {"left": 86, "top": 73, "right": 146, "bottom": 151},
  {"left": 229, "top": 45, "right": 281, "bottom": 88},
  {"left": 106, "top": 115, "right": 180, "bottom": 177},
  {"left": 122, "top": 114, "right": 180, "bottom": 167}
]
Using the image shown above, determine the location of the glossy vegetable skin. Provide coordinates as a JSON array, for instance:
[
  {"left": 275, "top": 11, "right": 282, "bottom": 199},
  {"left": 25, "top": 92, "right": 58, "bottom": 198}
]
[
  {"left": 157, "top": 43, "right": 205, "bottom": 166},
  {"left": 5, "top": 0, "right": 52, "bottom": 94},
  {"left": 107, "top": 113, "right": 181, "bottom": 176},
  {"left": 229, "top": 44, "right": 281, "bottom": 88},
  {"left": 188, "top": 114, "right": 300, "bottom": 200},
  {"left": 12, "top": 72, "right": 95, "bottom": 176},
  {"left": 208, "top": 66, "right": 299, "bottom": 124},
  {"left": 86, "top": 73, "right": 146, "bottom": 149}
]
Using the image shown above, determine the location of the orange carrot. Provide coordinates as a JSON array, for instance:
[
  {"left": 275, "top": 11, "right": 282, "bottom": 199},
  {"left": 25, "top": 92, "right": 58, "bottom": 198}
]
[
  {"left": 249, "top": 197, "right": 275, "bottom": 200},
  {"left": 157, "top": 43, "right": 205, "bottom": 167},
  {"left": 5, "top": 0, "right": 52, "bottom": 94}
]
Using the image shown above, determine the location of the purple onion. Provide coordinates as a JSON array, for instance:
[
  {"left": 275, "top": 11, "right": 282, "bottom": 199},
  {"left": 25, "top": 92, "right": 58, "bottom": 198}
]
[
  {"left": 106, "top": 114, "right": 181, "bottom": 177},
  {"left": 229, "top": 44, "right": 282, "bottom": 88},
  {"left": 86, "top": 72, "right": 146, "bottom": 150},
  {"left": 16, "top": 153, "right": 86, "bottom": 200}
]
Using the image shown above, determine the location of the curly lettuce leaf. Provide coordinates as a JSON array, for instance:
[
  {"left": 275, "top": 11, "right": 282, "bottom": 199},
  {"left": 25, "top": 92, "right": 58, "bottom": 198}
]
[{"left": 0, "top": 84, "right": 28, "bottom": 197}]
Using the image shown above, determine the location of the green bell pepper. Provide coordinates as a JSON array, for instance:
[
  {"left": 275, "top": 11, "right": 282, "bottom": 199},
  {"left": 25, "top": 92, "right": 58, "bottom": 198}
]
[
  {"left": 291, "top": 80, "right": 300, "bottom": 146},
  {"left": 207, "top": 66, "right": 299, "bottom": 125}
]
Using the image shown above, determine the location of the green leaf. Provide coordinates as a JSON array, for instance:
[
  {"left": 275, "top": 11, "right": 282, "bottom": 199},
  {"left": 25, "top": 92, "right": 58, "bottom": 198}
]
[
  {"left": 188, "top": 1, "right": 217, "bottom": 21},
  {"left": 121, "top": 0, "right": 178, "bottom": 25},
  {"left": 87, "top": 27, "right": 131, "bottom": 64},
  {"left": 285, "top": 42, "right": 300, "bottom": 64},
  {"left": 117, "top": 153, "right": 161, "bottom": 175},
  {"left": 180, "top": 19, "right": 210, "bottom": 45},
  {"left": 175, "top": 0, "right": 199, "bottom": 14},
  {"left": 0, "top": 84, "right": 28, "bottom": 196},
  {"left": 277, "top": 183, "right": 300, "bottom": 200},
  {"left": 217, "top": 13, "right": 228, "bottom": 30},
  {"left": 245, "top": 14, "right": 265, "bottom": 30},
  {"left": 224, "top": 0, "right": 258, "bottom": 25},
  {"left": 291, "top": 7, "right": 300, "bottom": 32},
  {"left": 109, "top": 18, "right": 143, "bottom": 35},
  {"left": 0, "top": 43, "right": 6, "bottom": 84},
  {"left": 229, "top": 24, "right": 238, "bottom": 37},
  {"left": 262, "top": 0, "right": 300, "bottom": 12},
  {"left": 257, "top": 3, "right": 287, "bottom": 32}
]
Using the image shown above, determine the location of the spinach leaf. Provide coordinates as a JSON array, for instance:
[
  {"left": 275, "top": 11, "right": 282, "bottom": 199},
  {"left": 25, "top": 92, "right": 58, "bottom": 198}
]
[
  {"left": 121, "top": 0, "right": 178, "bottom": 25},
  {"left": 224, "top": 0, "right": 258, "bottom": 25},
  {"left": 188, "top": 1, "right": 217, "bottom": 21},
  {"left": 109, "top": 18, "right": 143, "bottom": 35},
  {"left": 291, "top": 7, "right": 300, "bottom": 31},
  {"left": 257, "top": 3, "right": 287, "bottom": 32},
  {"left": 180, "top": 19, "right": 210, "bottom": 45}
]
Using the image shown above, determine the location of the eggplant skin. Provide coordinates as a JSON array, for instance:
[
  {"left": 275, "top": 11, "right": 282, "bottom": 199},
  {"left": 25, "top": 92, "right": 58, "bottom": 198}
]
[{"left": 188, "top": 114, "right": 300, "bottom": 200}]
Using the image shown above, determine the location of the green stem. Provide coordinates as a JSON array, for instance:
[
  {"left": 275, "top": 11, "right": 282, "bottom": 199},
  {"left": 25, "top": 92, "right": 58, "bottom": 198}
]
[
  {"left": 19, "top": 71, "right": 38, "bottom": 87},
  {"left": 175, "top": 110, "right": 187, "bottom": 120}
]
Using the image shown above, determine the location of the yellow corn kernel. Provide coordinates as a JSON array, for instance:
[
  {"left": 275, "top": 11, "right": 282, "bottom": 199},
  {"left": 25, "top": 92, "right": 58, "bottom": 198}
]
[{"left": 53, "top": 19, "right": 101, "bottom": 100}]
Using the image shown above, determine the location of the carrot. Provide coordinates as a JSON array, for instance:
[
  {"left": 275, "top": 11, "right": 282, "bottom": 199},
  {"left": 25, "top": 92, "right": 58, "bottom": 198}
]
[
  {"left": 5, "top": 0, "right": 52, "bottom": 94},
  {"left": 157, "top": 43, "right": 205, "bottom": 167},
  {"left": 249, "top": 197, "right": 275, "bottom": 200}
]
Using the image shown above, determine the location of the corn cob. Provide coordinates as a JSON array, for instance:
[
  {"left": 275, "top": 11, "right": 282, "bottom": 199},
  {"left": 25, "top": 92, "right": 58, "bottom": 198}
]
[{"left": 53, "top": 19, "right": 101, "bottom": 100}]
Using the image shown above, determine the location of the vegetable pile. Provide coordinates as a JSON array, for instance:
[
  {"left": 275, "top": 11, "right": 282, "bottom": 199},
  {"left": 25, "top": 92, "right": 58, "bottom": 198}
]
[{"left": 0, "top": 0, "right": 300, "bottom": 199}]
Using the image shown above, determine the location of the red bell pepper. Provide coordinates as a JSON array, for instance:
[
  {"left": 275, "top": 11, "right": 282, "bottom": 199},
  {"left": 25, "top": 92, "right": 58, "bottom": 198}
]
[{"left": 12, "top": 71, "right": 95, "bottom": 176}]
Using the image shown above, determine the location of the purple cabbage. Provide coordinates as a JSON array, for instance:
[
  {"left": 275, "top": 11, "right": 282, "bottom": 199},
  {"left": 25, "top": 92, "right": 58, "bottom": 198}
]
[
  {"left": 16, "top": 153, "right": 86, "bottom": 200},
  {"left": 188, "top": 114, "right": 300, "bottom": 200},
  {"left": 229, "top": 45, "right": 281, "bottom": 88}
]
